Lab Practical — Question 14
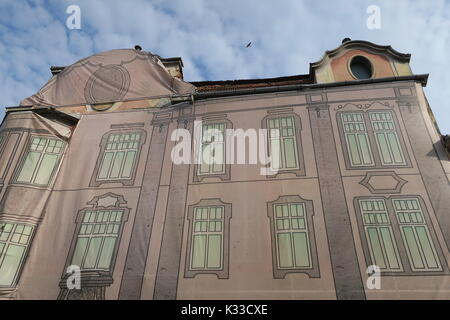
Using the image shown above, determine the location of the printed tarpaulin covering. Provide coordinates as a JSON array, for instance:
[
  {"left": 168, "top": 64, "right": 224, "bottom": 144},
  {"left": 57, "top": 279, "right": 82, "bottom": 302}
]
[
  {"left": 20, "top": 49, "right": 195, "bottom": 107},
  {"left": 2, "top": 42, "right": 450, "bottom": 300}
]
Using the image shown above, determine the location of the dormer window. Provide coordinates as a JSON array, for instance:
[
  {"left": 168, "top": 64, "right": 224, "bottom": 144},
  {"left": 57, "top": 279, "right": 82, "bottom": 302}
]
[{"left": 350, "top": 56, "right": 373, "bottom": 80}]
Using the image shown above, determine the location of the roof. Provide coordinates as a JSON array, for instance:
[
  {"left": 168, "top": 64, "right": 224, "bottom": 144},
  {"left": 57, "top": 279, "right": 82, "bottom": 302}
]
[{"left": 191, "top": 74, "right": 312, "bottom": 92}]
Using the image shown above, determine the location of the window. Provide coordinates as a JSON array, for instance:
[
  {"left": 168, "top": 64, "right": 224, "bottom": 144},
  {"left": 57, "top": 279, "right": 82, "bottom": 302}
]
[
  {"left": 97, "top": 132, "right": 141, "bottom": 181},
  {"left": 262, "top": 113, "right": 305, "bottom": 177},
  {"left": 341, "top": 113, "right": 374, "bottom": 167},
  {"left": 198, "top": 123, "right": 226, "bottom": 176},
  {"left": 267, "top": 195, "right": 319, "bottom": 278},
  {"left": 338, "top": 110, "right": 409, "bottom": 169},
  {"left": 370, "top": 112, "right": 405, "bottom": 166},
  {"left": 268, "top": 116, "right": 299, "bottom": 171},
  {"left": 71, "top": 209, "right": 124, "bottom": 271},
  {"left": 350, "top": 56, "right": 372, "bottom": 80},
  {"left": 15, "top": 136, "right": 65, "bottom": 186},
  {"left": 355, "top": 196, "right": 445, "bottom": 275},
  {"left": 273, "top": 203, "right": 311, "bottom": 269},
  {"left": 358, "top": 199, "right": 402, "bottom": 272},
  {"left": 393, "top": 198, "right": 441, "bottom": 271},
  {"left": 0, "top": 222, "right": 34, "bottom": 287},
  {"left": 190, "top": 206, "right": 224, "bottom": 270},
  {"left": 59, "top": 193, "right": 130, "bottom": 300},
  {"left": 185, "top": 199, "right": 231, "bottom": 278},
  {"left": 91, "top": 130, "right": 146, "bottom": 186},
  {"left": 0, "top": 134, "right": 6, "bottom": 154}
]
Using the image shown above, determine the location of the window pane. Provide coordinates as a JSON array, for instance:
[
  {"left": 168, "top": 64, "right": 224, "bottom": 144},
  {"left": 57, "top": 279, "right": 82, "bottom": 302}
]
[
  {"left": 402, "top": 226, "right": 425, "bottom": 269},
  {"left": 376, "top": 133, "right": 393, "bottom": 164},
  {"left": 98, "top": 152, "right": 114, "bottom": 179},
  {"left": 109, "top": 152, "right": 125, "bottom": 178},
  {"left": 416, "top": 226, "right": 439, "bottom": 269},
  {"left": 71, "top": 237, "right": 88, "bottom": 267},
  {"left": 191, "top": 235, "right": 207, "bottom": 268},
  {"left": 207, "top": 235, "right": 221, "bottom": 268},
  {"left": 387, "top": 133, "right": 404, "bottom": 164},
  {"left": 379, "top": 227, "right": 401, "bottom": 270},
  {"left": 358, "top": 134, "right": 373, "bottom": 164},
  {"left": 283, "top": 138, "right": 297, "bottom": 168},
  {"left": 367, "top": 227, "right": 387, "bottom": 269},
  {"left": 277, "top": 233, "right": 293, "bottom": 268},
  {"left": 34, "top": 154, "right": 58, "bottom": 185},
  {"left": 17, "top": 151, "right": 40, "bottom": 183},
  {"left": 0, "top": 244, "right": 25, "bottom": 286},
  {"left": 83, "top": 237, "right": 102, "bottom": 269},
  {"left": 293, "top": 232, "right": 310, "bottom": 267},
  {"left": 97, "top": 237, "right": 117, "bottom": 270},
  {"left": 347, "top": 134, "right": 362, "bottom": 165},
  {"left": 212, "top": 143, "right": 224, "bottom": 173},
  {"left": 121, "top": 151, "right": 136, "bottom": 178}
]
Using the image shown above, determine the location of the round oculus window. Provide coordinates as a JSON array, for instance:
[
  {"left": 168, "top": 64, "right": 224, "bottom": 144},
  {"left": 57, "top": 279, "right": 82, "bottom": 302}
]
[{"left": 349, "top": 56, "right": 372, "bottom": 80}]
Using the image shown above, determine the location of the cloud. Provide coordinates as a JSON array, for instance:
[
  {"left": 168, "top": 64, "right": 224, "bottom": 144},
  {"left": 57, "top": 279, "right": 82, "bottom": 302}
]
[{"left": 1, "top": 0, "right": 450, "bottom": 132}]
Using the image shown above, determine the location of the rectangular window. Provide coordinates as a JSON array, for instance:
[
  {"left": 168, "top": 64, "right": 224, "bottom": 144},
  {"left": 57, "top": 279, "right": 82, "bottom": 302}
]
[
  {"left": 190, "top": 206, "right": 224, "bottom": 270},
  {"left": 0, "top": 222, "right": 34, "bottom": 287},
  {"left": 273, "top": 203, "right": 312, "bottom": 269},
  {"left": 358, "top": 199, "right": 402, "bottom": 272},
  {"left": 0, "top": 134, "right": 5, "bottom": 153},
  {"left": 71, "top": 210, "right": 123, "bottom": 271},
  {"left": 198, "top": 123, "right": 225, "bottom": 175},
  {"left": 393, "top": 198, "right": 441, "bottom": 271},
  {"left": 369, "top": 111, "right": 405, "bottom": 166},
  {"left": 16, "top": 136, "right": 65, "bottom": 186},
  {"left": 341, "top": 113, "right": 375, "bottom": 167},
  {"left": 268, "top": 116, "right": 299, "bottom": 170},
  {"left": 97, "top": 132, "right": 141, "bottom": 181}
]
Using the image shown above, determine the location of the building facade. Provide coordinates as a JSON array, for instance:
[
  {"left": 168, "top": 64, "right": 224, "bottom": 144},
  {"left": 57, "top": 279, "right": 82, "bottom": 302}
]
[{"left": 0, "top": 39, "right": 449, "bottom": 299}]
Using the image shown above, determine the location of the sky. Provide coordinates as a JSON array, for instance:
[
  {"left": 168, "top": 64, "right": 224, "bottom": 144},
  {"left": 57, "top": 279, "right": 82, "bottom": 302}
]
[{"left": 1, "top": 0, "right": 450, "bottom": 132}]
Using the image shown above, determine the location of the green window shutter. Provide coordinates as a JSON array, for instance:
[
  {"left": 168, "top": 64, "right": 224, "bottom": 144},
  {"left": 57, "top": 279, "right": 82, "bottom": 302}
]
[
  {"left": 190, "top": 206, "right": 224, "bottom": 270},
  {"left": 393, "top": 198, "right": 441, "bottom": 271},
  {"left": 0, "top": 222, "right": 34, "bottom": 287},
  {"left": 359, "top": 199, "right": 402, "bottom": 271},
  {"left": 198, "top": 124, "right": 225, "bottom": 175},
  {"left": 71, "top": 210, "right": 122, "bottom": 271},
  {"left": 369, "top": 111, "right": 405, "bottom": 165},
  {"left": 16, "top": 137, "right": 65, "bottom": 186},
  {"left": 268, "top": 116, "right": 299, "bottom": 171},
  {"left": 341, "top": 113, "right": 374, "bottom": 167},
  {"left": 274, "top": 203, "right": 312, "bottom": 269},
  {"left": 97, "top": 132, "right": 141, "bottom": 181}
]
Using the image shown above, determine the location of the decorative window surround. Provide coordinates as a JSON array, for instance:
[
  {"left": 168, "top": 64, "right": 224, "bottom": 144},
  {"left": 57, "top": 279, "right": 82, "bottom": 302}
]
[
  {"left": 261, "top": 112, "right": 305, "bottom": 178},
  {"left": 90, "top": 129, "right": 146, "bottom": 187},
  {"left": 193, "top": 119, "right": 232, "bottom": 182},
  {"left": 267, "top": 195, "right": 320, "bottom": 279},
  {"left": 184, "top": 199, "right": 231, "bottom": 279},
  {"left": 354, "top": 195, "right": 448, "bottom": 276},
  {"left": 337, "top": 109, "right": 411, "bottom": 170},
  {"left": 58, "top": 193, "right": 130, "bottom": 300},
  {"left": 0, "top": 221, "right": 35, "bottom": 288},
  {"left": 13, "top": 135, "right": 66, "bottom": 187}
]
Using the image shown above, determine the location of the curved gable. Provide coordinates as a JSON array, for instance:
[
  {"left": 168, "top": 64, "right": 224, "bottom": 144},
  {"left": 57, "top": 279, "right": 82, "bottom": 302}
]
[
  {"left": 310, "top": 39, "right": 412, "bottom": 83},
  {"left": 21, "top": 49, "right": 195, "bottom": 107}
]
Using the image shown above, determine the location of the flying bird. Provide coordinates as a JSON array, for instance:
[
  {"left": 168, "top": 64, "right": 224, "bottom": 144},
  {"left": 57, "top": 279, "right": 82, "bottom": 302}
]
[{"left": 245, "top": 42, "right": 252, "bottom": 48}]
